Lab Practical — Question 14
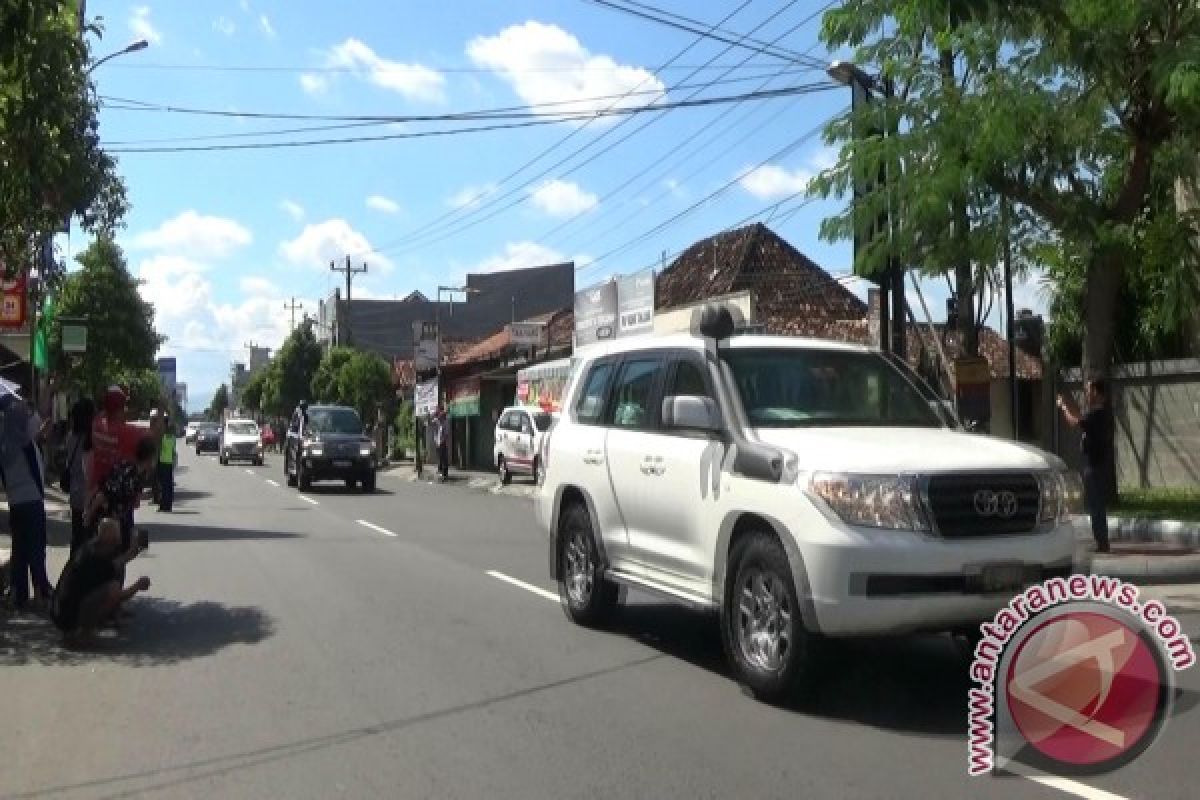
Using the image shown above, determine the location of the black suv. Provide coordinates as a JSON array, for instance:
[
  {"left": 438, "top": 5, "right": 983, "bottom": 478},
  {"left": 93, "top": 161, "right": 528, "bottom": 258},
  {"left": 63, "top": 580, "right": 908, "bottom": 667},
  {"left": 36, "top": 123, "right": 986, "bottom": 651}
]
[{"left": 284, "top": 404, "right": 378, "bottom": 492}]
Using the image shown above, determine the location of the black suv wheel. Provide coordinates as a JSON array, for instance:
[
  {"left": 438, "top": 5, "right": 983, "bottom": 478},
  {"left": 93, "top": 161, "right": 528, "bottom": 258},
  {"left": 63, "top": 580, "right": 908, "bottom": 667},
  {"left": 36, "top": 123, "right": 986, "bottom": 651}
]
[{"left": 557, "top": 503, "right": 617, "bottom": 627}]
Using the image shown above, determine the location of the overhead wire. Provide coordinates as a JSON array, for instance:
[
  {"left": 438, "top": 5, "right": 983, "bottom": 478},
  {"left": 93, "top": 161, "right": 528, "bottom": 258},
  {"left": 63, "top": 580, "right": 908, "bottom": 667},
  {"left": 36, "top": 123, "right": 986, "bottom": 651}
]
[{"left": 364, "top": 0, "right": 812, "bottom": 259}]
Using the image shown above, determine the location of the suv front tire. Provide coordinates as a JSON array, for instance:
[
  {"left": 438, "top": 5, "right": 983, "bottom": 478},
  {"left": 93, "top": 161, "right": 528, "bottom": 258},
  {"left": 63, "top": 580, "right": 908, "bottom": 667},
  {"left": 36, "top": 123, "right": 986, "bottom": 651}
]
[
  {"left": 557, "top": 503, "right": 618, "bottom": 627},
  {"left": 721, "top": 531, "right": 820, "bottom": 704}
]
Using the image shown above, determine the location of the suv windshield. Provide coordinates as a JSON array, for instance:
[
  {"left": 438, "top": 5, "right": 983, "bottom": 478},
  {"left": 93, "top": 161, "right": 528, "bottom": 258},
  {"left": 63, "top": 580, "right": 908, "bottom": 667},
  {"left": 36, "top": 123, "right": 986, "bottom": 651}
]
[
  {"left": 533, "top": 413, "right": 554, "bottom": 432},
  {"left": 226, "top": 422, "right": 257, "bottom": 436},
  {"left": 726, "top": 348, "right": 943, "bottom": 428},
  {"left": 307, "top": 408, "right": 363, "bottom": 435}
]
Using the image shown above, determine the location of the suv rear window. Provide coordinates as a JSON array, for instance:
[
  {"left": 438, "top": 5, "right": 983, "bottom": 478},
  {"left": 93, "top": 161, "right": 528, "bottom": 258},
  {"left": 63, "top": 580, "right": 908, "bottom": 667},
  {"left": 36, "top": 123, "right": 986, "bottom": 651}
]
[{"left": 575, "top": 362, "right": 614, "bottom": 424}]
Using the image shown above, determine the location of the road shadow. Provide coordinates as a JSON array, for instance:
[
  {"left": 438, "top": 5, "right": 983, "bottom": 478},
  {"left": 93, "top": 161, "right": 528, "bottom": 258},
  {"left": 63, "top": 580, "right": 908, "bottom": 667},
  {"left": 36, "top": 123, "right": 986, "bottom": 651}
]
[
  {"left": 603, "top": 601, "right": 972, "bottom": 737},
  {"left": 172, "top": 489, "right": 212, "bottom": 502},
  {"left": 303, "top": 485, "right": 395, "bottom": 497},
  {"left": 142, "top": 525, "right": 305, "bottom": 543},
  {"left": 0, "top": 597, "right": 274, "bottom": 667}
]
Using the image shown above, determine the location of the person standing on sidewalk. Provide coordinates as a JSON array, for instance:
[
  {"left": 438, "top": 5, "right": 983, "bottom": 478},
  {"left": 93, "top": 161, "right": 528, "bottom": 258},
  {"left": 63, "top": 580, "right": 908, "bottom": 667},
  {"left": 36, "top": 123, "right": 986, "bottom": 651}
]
[
  {"left": 156, "top": 410, "right": 177, "bottom": 512},
  {"left": 433, "top": 406, "right": 450, "bottom": 482},
  {"left": 1058, "top": 377, "right": 1114, "bottom": 554},
  {"left": 65, "top": 398, "right": 95, "bottom": 558},
  {"left": 0, "top": 386, "right": 53, "bottom": 611}
]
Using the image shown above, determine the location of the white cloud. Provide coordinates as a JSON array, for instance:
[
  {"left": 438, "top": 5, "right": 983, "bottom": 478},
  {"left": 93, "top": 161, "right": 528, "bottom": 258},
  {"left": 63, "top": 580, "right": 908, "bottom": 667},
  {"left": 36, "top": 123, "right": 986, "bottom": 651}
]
[
  {"left": 239, "top": 276, "right": 277, "bottom": 296},
  {"left": 279, "top": 218, "right": 393, "bottom": 272},
  {"left": 132, "top": 211, "right": 252, "bottom": 259},
  {"left": 467, "top": 22, "right": 665, "bottom": 120},
  {"left": 300, "top": 39, "right": 445, "bottom": 102},
  {"left": 447, "top": 183, "right": 497, "bottom": 209},
  {"left": 663, "top": 178, "right": 687, "bottom": 199},
  {"left": 129, "top": 7, "right": 163, "bottom": 45},
  {"left": 470, "top": 241, "right": 574, "bottom": 274},
  {"left": 239, "top": 0, "right": 251, "bottom": 12},
  {"left": 738, "top": 164, "right": 815, "bottom": 200},
  {"left": 214, "top": 17, "right": 236, "bottom": 37},
  {"left": 299, "top": 73, "right": 329, "bottom": 95},
  {"left": 366, "top": 194, "right": 401, "bottom": 214},
  {"left": 280, "top": 199, "right": 305, "bottom": 221},
  {"left": 259, "top": 14, "right": 276, "bottom": 38},
  {"left": 529, "top": 180, "right": 598, "bottom": 218}
]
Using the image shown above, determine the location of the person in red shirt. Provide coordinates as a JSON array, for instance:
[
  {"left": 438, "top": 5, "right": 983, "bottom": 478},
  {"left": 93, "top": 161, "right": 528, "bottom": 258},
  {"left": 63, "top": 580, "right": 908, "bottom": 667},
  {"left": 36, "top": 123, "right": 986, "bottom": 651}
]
[{"left": 89, "top": 386, "right": 141, "bottom": 550}]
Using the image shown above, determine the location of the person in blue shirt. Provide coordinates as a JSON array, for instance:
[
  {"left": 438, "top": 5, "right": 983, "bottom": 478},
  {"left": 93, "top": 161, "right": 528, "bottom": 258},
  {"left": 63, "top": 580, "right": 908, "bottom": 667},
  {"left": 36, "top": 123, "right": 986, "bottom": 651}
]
[{"left": 0, "top": 387, "right": 52, "bottom": 611}]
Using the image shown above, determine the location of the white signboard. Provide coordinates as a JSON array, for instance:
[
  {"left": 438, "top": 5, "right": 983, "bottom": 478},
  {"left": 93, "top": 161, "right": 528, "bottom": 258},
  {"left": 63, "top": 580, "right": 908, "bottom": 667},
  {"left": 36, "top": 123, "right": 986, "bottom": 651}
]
[
  {"left": 415, "top": 378, "right": 439, "bottom": 418},
  {"left": 413, "top": 320, "right": 439, "bottom": 372},
  {"left": 617, "top": 268, "right": 655, "bottom": 337},
  {"left": 509, "top": 322, "right": 546, "bottom": 347}
]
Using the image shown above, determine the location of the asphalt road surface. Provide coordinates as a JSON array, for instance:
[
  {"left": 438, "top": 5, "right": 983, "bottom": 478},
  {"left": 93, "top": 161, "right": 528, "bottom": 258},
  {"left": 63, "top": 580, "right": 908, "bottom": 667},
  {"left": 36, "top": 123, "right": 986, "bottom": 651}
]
[{"left": 3, "top": 450, "right": 1199, "bottom": 799}]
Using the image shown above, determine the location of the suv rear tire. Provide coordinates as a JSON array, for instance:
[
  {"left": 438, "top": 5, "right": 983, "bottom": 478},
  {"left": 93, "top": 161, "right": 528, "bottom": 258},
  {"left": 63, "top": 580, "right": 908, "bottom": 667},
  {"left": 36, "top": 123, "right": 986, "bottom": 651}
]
[
  {"left": 721, "top": 531, "right": 820, "bottom": 704},
  {"left": 362, "top": 473, "right": 376, "bottom": 493},
  {"left": 557, "top": 503, "right": 618, "bottom": 627},
  {"left": 298, "top": 462, "right": 312, "bottom": 492}
]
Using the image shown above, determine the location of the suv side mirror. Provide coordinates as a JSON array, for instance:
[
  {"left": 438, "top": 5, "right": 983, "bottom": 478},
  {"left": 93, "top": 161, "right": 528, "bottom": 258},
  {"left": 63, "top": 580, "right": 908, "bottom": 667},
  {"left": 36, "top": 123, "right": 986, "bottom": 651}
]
[{"left": 662, "top": 395, "right": 720, "bottom": 432}]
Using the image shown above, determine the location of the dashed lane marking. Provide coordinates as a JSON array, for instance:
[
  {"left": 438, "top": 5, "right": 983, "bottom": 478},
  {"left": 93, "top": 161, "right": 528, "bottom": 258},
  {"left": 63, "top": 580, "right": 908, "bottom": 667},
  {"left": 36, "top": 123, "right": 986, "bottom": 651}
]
[{"left": 486, "top": 570, "right": 559, "bottom": 603}]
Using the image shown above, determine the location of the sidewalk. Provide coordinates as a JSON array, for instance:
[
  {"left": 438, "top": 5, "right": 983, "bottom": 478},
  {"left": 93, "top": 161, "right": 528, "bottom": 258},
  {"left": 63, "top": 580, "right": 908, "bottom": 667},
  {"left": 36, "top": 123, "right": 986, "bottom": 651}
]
[{"left": 379, "top": 460, "right": 538, "bottom": 498}]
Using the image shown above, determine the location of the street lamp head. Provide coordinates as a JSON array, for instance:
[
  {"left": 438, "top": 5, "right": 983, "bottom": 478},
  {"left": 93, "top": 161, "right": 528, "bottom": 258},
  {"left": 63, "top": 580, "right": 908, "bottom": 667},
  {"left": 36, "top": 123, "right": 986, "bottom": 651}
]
[
  {"left": 125, "top": 39, "right": 150, "bottom": 54},
  {"left": 827, "top": 60, "right": 875, "bottom": 90}
]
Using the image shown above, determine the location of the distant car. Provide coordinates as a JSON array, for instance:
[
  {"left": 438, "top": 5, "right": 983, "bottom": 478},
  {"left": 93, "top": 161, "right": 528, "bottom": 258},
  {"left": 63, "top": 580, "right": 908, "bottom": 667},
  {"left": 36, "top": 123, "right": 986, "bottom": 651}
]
[
  {"left": 185, "top": 423, "right": 200, "bottom": 444},
  {"left": 493, "top": 406, "right": 556, "bottom": 485},
  {"left": 194, "top": 423, "right": 221, "bottom": 454},
  {"left": 284, "top": 404, "right": 377, "bottom": 492},
  {"left": 220, "top": 418, "right": 264, "bottom": 466}
]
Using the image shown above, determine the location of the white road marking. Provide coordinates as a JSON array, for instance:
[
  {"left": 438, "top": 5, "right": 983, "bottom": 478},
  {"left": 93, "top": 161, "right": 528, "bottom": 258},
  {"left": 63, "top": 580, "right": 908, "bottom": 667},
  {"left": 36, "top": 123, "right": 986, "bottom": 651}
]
[
  {"left": 266, "top": 479, "right": 280, "bottom": 487},
  {"left": 299, "top": 495, "right": 318, "bottom": 505},
  {"left": 1003, "top": 760, "right": 1128, "bottom": 800},
  {"left": 357, "top": 520, "right": 396, "bottom": 537},
  {"left": 486, "top": 570, "right": 559, "bottom": 603},
  {"left": 245, "top": 469, "right": 255, "bottom": 475}
]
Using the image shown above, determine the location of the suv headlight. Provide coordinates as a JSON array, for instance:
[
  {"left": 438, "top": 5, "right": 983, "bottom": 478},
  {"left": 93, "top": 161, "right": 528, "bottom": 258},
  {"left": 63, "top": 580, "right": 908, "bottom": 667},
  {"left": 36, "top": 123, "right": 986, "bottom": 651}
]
[
  {"left": 809, "top": 472, "right": 930, "bottom": 531},
  {"left": 305, "top": 443, "right": 324, "bottom": 457},
  {"left": 359, "top": 442, "right": 376, "bottom": 457},
  {"left": 1036, "top": 470, "right": 1083, "bottom": 523}
]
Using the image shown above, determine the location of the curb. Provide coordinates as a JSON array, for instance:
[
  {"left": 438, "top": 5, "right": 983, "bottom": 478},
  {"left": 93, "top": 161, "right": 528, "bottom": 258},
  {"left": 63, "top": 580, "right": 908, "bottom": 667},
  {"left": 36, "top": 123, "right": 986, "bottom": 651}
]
[
  {"left": 1089, "top": 553, "right": 1200, "bottom": 586},
  {"left": 1107, "top": 516, "right": 1200, "bottom": 547},
  {"left": 381, "top": 468, "right": 537, "bottom": 498}
]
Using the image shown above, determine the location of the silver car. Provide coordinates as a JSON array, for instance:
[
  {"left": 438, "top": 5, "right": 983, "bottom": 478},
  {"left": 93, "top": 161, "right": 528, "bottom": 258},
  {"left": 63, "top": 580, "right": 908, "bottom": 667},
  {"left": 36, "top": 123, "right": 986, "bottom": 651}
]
[{"left": 220, "top": 419, "right": 264, "bottom": 466}]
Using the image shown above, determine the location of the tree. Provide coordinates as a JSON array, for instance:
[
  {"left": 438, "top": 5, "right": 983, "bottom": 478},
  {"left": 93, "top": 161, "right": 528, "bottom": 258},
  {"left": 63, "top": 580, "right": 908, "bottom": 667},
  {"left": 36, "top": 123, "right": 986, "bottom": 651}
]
[
  {"left": 0, "top": 2, "right": 128, "bottom": 274},
  {"left": 336, "top": 351, "right": 392, "bottom": 422},
  {"left": 311, "top": 347, "right": 355, "bottom": 405},
  {"left": 49, "top": 236, "right": 161, "bottom": 399},
  {"left": 209, "top": 384, "right": 229, "bottom": 420},
  {"left": 395, "top": 400, "right": 414, "bottom": 448},
  {"left": 241, "top": 369, "right": 266, "bottom": 412},
  {"left": 263, "top": 319, "right": 322, "bottom": 417},
  {"left": 118, "top": 367, "right": 165, "bottom": 418},
  {"left": 814, "top": 0, "right": 1200, "bottom": 379}
]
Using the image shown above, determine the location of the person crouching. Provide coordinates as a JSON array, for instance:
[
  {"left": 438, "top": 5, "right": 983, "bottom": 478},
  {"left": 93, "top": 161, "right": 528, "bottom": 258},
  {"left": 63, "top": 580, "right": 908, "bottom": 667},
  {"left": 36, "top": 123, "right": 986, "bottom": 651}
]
[{"left": 51, "top": 518, "right": 151, "bottom": 646}]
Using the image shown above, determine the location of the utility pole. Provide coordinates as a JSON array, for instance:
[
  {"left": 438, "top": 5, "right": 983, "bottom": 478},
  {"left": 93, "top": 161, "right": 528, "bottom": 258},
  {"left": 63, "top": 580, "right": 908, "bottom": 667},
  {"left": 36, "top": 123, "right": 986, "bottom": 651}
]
[
  {"left": 284, "top": 297, "right": 304, "bottom": 330},
  {"left": 1002, "top": 195, "right": 1018, "bottom": 440},
  {"left": 330, "top": 256, "right": 367, "bottom": 345}
]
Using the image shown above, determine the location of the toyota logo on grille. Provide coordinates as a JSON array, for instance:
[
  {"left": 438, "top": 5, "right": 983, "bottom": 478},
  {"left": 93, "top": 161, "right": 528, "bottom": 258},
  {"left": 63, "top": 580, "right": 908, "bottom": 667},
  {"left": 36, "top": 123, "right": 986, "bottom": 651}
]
[{"left": 974, "top": 489, "right": 1019, "bottom": 518}]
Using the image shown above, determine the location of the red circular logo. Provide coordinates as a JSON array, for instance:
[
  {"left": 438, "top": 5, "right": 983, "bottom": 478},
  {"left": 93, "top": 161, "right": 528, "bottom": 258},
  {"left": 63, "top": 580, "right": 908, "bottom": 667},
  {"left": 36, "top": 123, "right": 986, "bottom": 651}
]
[{"left": 1005, "top": 611, "right": 1167, "bottom": 769}]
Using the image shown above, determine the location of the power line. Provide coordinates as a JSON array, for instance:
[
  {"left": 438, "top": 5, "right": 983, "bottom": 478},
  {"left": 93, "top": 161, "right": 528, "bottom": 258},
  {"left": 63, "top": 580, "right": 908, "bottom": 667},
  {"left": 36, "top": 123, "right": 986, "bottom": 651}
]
[
  {"left": 107, "top": 61, "right": 810, "bottom": 74},
  {"left": 350, "top": 0, "right": 764, "bottom": 259},
  {"left": 106, "top": 85, "right": 827, "bottom": 153},
  {"left": 364, "top": 1, "right": 813, "bottom": 259},
  {"left": 581, "top": 0, "right": 833, "bottom": 70}
]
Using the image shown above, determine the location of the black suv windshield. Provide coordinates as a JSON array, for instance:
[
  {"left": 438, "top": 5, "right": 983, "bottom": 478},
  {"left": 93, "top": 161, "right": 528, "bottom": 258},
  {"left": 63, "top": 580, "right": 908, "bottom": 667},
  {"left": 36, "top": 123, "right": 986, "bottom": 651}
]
[
  {"left": 726, "top": 348, "right": 943, "bottom": 428},
  {"left": 307, "top": 408, "right": 363, "bottom": 435}
]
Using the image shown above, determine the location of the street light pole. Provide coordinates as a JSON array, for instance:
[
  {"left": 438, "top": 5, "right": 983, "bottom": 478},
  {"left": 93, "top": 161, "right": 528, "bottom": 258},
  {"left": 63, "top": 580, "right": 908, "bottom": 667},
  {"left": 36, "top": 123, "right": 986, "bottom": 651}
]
[
  {"left": 87, "top": 39, "right": 149, "bottom": 74},
  {"left": 827, "top": 61, "right": 903, "bottom": 360}
]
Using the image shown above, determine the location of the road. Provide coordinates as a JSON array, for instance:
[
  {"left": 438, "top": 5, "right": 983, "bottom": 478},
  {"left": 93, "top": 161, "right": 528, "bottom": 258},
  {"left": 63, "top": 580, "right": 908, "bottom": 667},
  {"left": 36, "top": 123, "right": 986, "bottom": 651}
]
[{"left": 3, "top": 449, "right": 1199, "bottom": 799}]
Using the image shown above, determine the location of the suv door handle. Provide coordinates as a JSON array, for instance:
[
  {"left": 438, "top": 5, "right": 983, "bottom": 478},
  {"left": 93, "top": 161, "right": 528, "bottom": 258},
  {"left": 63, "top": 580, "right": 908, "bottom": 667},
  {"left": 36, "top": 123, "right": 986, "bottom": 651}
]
[
  {"left": 583, "top": 449, "right": 605, "bottom": 466},
  {"left": 640, "top": 455, "right": 664, "bottom": 475}
]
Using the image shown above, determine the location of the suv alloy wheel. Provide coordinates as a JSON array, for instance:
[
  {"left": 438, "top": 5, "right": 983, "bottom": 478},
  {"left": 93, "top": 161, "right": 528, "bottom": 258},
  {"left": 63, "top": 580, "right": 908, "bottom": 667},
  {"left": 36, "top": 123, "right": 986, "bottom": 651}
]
[
  {"left": 557, "top": 503, "right": 618, "bottom": 626},
  {"left": 721, "top": 531, "right": 821, "bottom": 704}
]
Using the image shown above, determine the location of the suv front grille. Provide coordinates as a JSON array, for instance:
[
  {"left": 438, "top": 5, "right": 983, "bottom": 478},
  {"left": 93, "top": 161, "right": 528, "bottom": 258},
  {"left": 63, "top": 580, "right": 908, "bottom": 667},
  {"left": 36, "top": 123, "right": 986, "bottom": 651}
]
[{"left": 925, "top": 473, "right": 1041, "bottom": 538}]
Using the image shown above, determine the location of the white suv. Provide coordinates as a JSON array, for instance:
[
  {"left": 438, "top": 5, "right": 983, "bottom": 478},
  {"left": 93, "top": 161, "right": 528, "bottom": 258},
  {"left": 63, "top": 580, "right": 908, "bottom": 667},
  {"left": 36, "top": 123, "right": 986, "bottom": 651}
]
[
  {"left": 536, "top": 307, "right": 1082, "bottom": 703},
  {"left": 494, "top": 406, "right": 555, "bottom": 485}
]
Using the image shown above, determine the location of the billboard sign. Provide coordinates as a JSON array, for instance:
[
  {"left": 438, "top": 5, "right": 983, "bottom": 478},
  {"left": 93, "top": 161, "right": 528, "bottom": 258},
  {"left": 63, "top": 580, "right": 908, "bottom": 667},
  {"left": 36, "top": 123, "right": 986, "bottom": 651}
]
[
  {"left": 415, "top": 378, "right": 439, "bottom": 417},
  {"left": 156, "top": 357, "right": 177, "bottom": 398},
  {"left": 574, "top": 280, "right": 617, "bottom": 347},
  {"left": 509, "top": 321, "right": 546, "bottom": 347},
  {"left": 0, "top": 270, "right": 27, "bottom": 330},
  {"left": 616, "top": 268, "right": 654, "bottom": 337}
]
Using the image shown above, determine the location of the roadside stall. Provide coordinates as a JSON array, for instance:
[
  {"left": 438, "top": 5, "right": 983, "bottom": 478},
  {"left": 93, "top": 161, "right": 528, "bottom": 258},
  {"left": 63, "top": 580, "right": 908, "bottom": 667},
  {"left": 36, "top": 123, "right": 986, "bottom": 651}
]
[{"left": 515, "top": 358, "right": 573, "bottom": 412}]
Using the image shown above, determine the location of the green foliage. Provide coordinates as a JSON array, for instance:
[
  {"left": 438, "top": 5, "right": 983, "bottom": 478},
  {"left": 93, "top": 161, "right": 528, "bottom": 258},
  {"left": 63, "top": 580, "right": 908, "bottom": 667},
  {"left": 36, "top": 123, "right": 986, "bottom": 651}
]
[
  {"left": 49, "top": 236, "right": 161, "bottom": 399},
  {"left": 241, "top": 369, "right": 266, "bottom": 412},
  {"left": 209, "top": 384, "right": 229, "bottom": 419},
  {"left": 395, "top": 400, "right": 414, "bottom": 448},
  {"left": 311, "top": 347, "right": 355, "bottom": 404},
  {"left": 811, "top": 0, "right": 1200, "bottom": 374},
  {"left": 260, "top": 320, "right": 322, "bottom": 417},
  {"left": 117, "top": 367, "right": 164, "bottom": 418},
  {"left": 0, "top": 2, "right": 128, "bottom": 273}
]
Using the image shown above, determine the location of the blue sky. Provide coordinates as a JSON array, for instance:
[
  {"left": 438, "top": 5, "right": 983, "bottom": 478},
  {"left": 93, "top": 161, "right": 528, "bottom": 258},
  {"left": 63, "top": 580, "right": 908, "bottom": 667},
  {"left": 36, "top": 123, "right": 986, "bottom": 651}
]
[{"left": 71, "top": 1, "right": 1045, "bottom": 410}]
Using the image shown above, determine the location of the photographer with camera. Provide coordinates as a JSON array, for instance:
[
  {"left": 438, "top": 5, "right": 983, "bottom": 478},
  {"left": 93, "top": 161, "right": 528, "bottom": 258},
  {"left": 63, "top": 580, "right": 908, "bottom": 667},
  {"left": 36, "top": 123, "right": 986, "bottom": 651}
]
[{"left": 52, "top": 518, "right": 151, "bottom": 646}]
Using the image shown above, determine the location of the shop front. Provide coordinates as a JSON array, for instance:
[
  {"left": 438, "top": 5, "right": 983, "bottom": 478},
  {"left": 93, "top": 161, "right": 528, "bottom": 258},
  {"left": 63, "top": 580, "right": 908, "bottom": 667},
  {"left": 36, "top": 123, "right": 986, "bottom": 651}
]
[{"left": 515, "top": 358, "right": 574, "bottom": 411}]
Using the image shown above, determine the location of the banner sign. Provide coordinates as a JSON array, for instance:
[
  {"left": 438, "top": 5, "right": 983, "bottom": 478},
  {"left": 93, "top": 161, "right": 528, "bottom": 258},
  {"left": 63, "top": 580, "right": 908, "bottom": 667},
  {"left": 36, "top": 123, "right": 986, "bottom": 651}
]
[
  {"left": 448, "top": 376, "right": 480, "bottom": 418},
  {"left": 413, "top": 320, "right": 439, "bottom": 372},
  {"left": 157, "top": 357, "right": 177, "bottom": 399},
  {"left": 415, "top": 378, "right": 439, "bottom": 418},
  {"left": 62, "top": 323, "right": 87, "bottom": 353},
  {"left": 509, "top": 322, "right": 546, "bottom": 347},
  {"left": 574, "top": 280, "right": 617, "bottom": 347},
  {"left": 616, "top": 268, "right": 654, "bottom": 337},
  {"left": 0, "top": 271, "right": 27, "bottom": 329}
]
